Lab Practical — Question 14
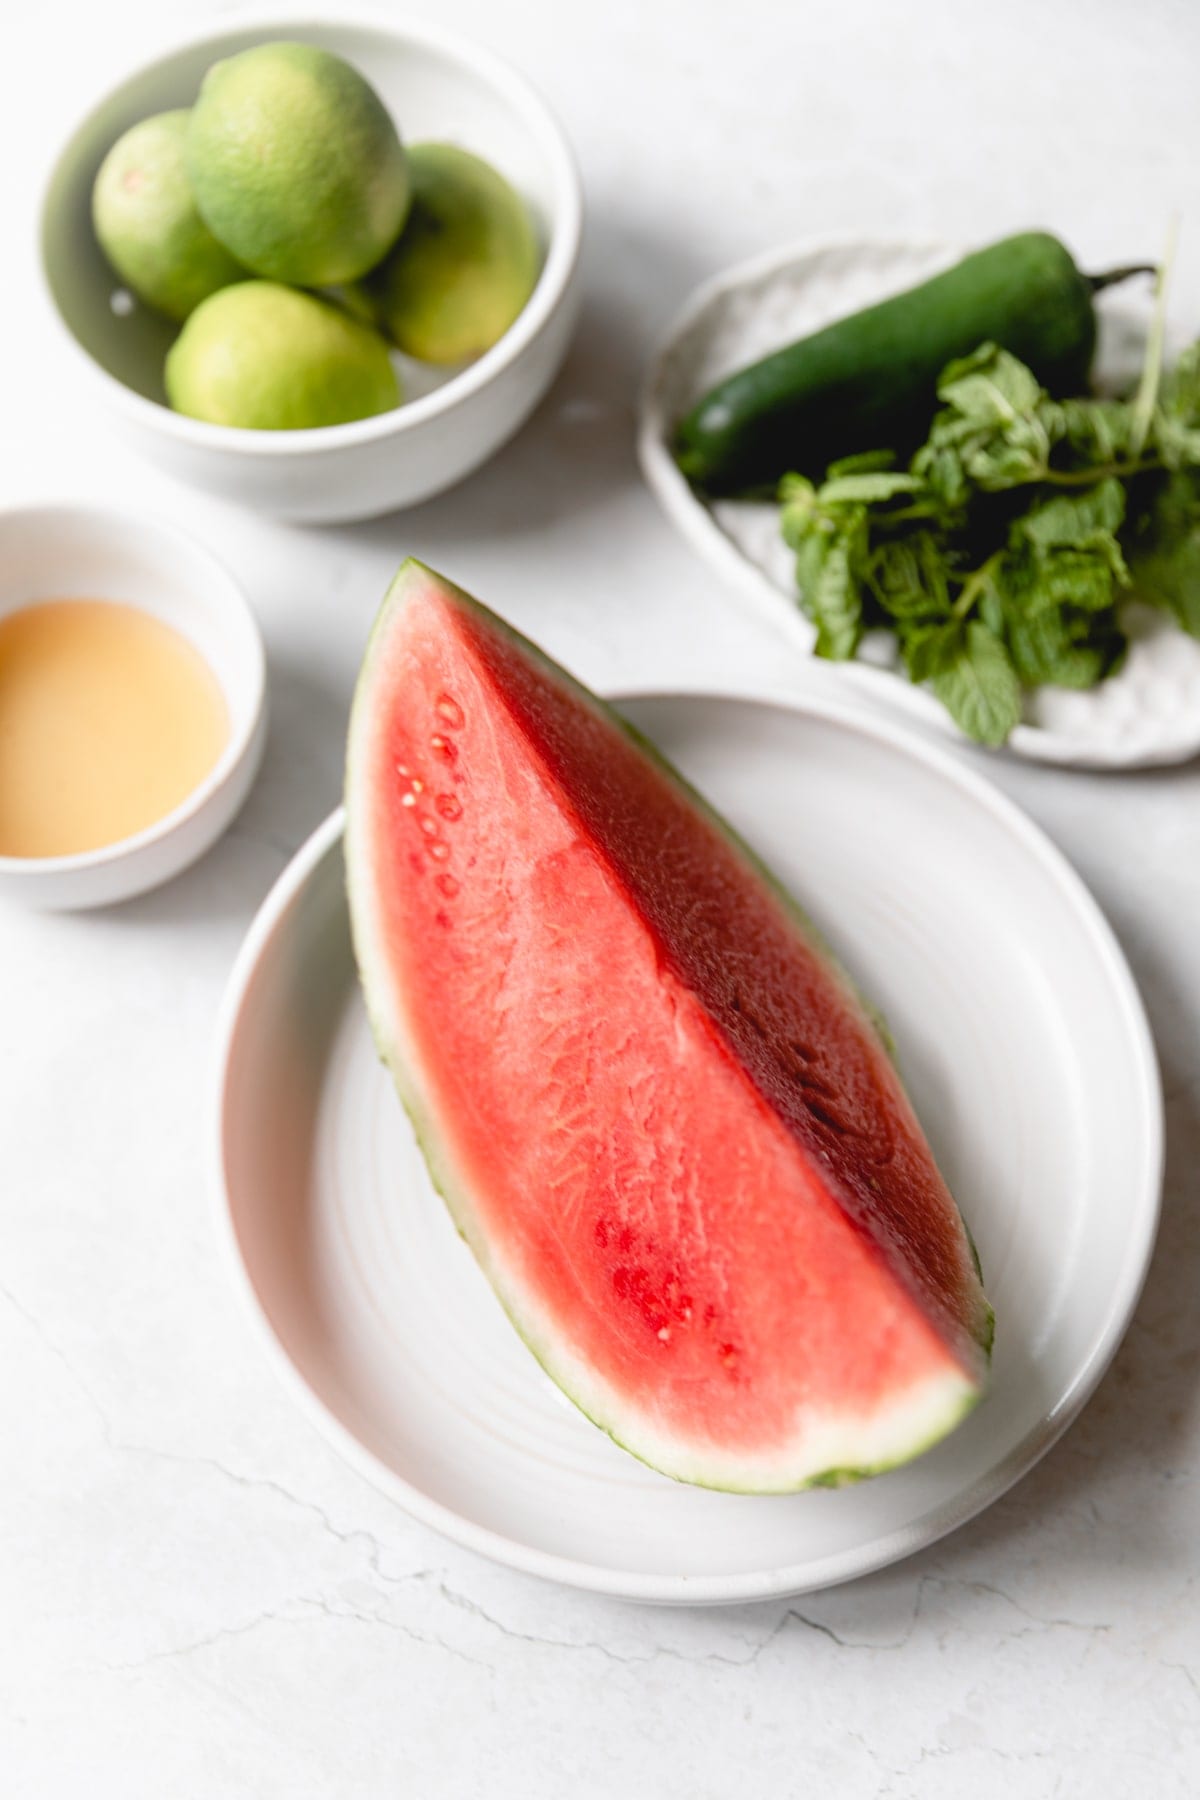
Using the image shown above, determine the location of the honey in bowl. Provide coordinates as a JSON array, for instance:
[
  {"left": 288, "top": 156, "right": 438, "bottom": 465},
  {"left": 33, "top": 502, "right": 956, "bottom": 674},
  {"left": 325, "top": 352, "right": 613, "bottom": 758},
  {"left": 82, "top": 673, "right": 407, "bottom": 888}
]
[{"left": 0, "top": 599, "right": 229, "bottom": 859}]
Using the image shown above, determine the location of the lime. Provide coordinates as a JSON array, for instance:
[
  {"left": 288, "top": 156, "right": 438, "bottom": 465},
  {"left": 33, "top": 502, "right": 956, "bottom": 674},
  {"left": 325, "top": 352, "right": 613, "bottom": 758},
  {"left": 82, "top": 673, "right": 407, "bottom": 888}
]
[
  {"left": 92, "top": 110, "right": 246, "bottom": 321},
  {"left": 358, "top": 143, "right": 540, "bottom": 365},
  {"left": 186, "top": 42, "right": 409, "bottom": 287},
  {"left": 165, "top": 281, "right": 400, "bottom": 429}
]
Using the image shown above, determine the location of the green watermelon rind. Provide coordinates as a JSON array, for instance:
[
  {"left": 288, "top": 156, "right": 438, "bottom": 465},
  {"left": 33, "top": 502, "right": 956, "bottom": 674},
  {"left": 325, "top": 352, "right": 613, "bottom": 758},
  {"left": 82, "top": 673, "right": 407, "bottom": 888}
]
[
  {"left": 612, "top": 708, "right": 900, "bottom": 1060},
  {"left": 345, "top": 559, "right": 991, "bottom": 1494}
]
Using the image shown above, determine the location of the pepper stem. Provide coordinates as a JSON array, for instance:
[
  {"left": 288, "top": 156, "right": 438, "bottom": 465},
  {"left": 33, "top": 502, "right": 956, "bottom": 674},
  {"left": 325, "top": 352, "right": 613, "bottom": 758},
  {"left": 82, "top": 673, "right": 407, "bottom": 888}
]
[{"left": 1086, "top": 263, "right": 1158, "bottom": 294}]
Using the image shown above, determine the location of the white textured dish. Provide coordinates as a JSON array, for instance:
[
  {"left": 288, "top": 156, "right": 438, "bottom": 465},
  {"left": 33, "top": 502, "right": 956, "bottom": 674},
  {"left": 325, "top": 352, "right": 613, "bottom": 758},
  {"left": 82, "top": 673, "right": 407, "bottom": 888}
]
[
  {"left": 0, "top": 504, "right": 265, "bottom": 910},
  {"left": 214, "top": 688, "right": 1161, "bottom": 1602},
  {"left": 639, "top": 238, "right": 1200, "bottom": 768},
  {"left": 40, "top": 12, "right": 582, "bottom": 523}
]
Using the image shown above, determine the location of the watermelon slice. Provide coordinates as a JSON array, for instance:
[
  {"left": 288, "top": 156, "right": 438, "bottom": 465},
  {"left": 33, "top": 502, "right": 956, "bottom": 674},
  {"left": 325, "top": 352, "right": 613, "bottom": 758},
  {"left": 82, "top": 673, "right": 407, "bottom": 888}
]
[{"left": 345, "top": 562, "right": 993, "bottom": 1492}]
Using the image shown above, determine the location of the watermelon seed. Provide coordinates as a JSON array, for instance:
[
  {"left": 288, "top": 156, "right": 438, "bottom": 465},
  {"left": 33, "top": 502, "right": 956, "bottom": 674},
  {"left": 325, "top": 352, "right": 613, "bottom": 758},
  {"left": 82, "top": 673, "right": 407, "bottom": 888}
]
[
  {"left": 400, "top": 793, "right": 416, "bottom": 807},
  {"left": 657, "top": 1326, "right": 671, "bottom": 1342},
  {"left": 430, "top": 734, "right": 458, "bottom": 763},
  {"left": 806, "top": 1099, "right": 851, "bottom": 1137},
  {"left": 790, "top": 1051, "right": 837, "bottom": 1102},
  {"left": 429, "top": 842, "right": 451, "bottom": 862},
  {"left": 419, "top": 816, "right": 439, "bottom": 837},
  {"left": 436, "top": 793, "right": 463, "bottom": 822},
  {"left": 435, "top": 693, "right": 464, "bottom": 729}
]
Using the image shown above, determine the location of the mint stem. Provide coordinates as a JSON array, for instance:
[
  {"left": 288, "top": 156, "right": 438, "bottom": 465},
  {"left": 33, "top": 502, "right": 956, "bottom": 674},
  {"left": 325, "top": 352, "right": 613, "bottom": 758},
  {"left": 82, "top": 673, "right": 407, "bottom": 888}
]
[
  {"left": 953, "top": 551, "right": 1004, "bottom": 618},
  {"left": 1039, "top": 456, "right": 1160, "bottom": 487},
  {"left": 1130, "top": 222, "right": 1178, "bottom": 458}
]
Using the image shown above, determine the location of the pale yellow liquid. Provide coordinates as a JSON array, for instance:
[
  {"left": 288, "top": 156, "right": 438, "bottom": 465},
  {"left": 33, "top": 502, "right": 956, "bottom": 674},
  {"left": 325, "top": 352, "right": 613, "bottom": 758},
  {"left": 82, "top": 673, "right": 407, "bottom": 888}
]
[{"left": 0, "top": 599, "right": 229, "bottom": 858}]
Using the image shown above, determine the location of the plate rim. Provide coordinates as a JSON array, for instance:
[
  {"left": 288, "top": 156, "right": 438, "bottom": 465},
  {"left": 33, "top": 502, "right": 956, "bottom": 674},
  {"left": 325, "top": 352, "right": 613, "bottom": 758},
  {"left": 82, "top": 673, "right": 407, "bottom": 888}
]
[
  {"left": 637, "top": 234, "right": 1199, "bottom": 771},
  {"left": 211, "top": 682, "right": 1164, "bottom": 1603}
]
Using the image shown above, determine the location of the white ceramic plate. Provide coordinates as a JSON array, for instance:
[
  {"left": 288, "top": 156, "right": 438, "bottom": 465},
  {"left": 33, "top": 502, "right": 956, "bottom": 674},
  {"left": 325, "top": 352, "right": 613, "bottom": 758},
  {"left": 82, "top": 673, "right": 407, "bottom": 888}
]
[
  {"left": 214, "top": 689, "right": 1162, "bottom": 1602},
  {"left": 639, "top": 239, "right": 1200, "bottom": 768}
]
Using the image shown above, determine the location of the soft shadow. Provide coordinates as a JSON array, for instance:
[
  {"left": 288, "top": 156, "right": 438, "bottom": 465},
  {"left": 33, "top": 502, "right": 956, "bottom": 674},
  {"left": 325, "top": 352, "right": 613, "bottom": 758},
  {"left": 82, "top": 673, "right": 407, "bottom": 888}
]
[
  {"left": 316, "top": 214, "right": 711, "bottom": 552},
  {"left": 233, "top": 653, "right": 350, "bottom": 857},
  {"left": 895, "top": 912, "right": 1200, "bottom": 1588}
]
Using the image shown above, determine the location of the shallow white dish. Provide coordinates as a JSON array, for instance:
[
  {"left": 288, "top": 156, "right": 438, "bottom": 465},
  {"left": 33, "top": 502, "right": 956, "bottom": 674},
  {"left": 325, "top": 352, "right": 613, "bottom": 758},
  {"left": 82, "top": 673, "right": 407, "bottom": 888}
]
[
  {"left": 639, "top": 238, "right": 1200, "bottom": 768},
  {"left": 40, "top": 12, "right": 582, "bottom": 523},
  {"left": 0, "top": 504, "right": 266, "bottom": 910},
  {"left": 214, "top": 687, "right": 1161, "bottom": 1602}
]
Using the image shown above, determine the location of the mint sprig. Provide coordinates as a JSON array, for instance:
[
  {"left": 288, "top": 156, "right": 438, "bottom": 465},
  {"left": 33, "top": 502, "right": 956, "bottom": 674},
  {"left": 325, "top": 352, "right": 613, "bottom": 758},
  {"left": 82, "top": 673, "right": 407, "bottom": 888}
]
[{"left": 778, "top": 315, "right": 1200, "bottom": 745}]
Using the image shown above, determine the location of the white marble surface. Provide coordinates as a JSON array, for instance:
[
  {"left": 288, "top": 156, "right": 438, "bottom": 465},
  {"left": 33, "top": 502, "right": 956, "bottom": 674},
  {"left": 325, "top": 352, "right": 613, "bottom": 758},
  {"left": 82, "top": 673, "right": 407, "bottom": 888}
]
[{"left": 3, "top": 0, "right": 1199, "bottom": 1792}]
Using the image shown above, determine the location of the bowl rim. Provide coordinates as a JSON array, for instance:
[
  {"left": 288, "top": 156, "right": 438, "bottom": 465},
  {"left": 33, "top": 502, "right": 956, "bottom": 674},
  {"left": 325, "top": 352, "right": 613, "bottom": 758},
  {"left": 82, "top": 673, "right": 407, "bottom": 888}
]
[
  {"left": 38, "top": 7, "right": 584, "bottom": 458},
  {"left": 0, "top": 502, "right": 267, "bottom": 880}
]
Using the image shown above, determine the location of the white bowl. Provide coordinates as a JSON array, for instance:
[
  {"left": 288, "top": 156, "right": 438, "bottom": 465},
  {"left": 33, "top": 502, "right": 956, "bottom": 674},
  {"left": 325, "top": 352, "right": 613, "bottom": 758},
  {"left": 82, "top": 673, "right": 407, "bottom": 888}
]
[
  {"left": 39, "top": 13, "right": 583, "bottom": 524},
  {"left": 0, "top": 505, "right": 266, "bottom": 909}
]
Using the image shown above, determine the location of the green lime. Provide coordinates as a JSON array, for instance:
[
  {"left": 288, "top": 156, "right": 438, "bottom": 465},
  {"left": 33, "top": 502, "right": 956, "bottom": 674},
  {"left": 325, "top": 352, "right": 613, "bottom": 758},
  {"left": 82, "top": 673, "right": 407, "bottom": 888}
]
[
  {"left": 165, "top": 281, "right": 400, "bottom": 429},
  {"left": 358, "top": 143, "right": 540, "bottom": 365},
  {"left": 91, "top": 110, "right": 246, "bottom": 321},
  {"left": 185, "top": 42, "right": 409, "bottom": 287}
]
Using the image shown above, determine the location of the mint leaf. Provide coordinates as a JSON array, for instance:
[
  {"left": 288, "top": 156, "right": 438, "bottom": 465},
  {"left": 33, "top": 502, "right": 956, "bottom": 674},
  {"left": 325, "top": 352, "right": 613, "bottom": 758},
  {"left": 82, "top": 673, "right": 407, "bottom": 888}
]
[
  {"left": 1159, "top": 342, "right": 1200, "bottom": 422},
  {"left": 1057, "top": 397, "right": 1139, "bottom": 465},
  {"left": 1014, "top": 477, "right": 1126, "bottom": 547},
  {"left": 819, "top": 471, "right": 921, "bottom": 506},
  {"left": 1125, "top": 470, "right": 1200, "bottom": 636},
  {"left": 916, "top": 347, "right": 1061, "bottom": 497},
  {"left": 999, "top": 546, "right": 1123, "bottom": 625},
  {"left": 979, "top": 585, "right": 1005, "bottom": 636},
  {"left": 961, "top": 423, "right": 1051, "bottom": 491},
  {"left": 1152, "top": 351, "right": 1200, "bottom": 468},
  {"left": 1005, "top": 605, "right": 1114, "bottom": 690},
  {"left": 1155, "top": 418, "right": 1200, "bottom": 470},
  {"left": 826, "top": 449, "right": 899, "bottom": 479},
  {"left": 781, "top": 472, "right": 870, "bottom": 657},
  {"left": 911, "top": 441, "right": 971, "bottom": 510},
  {"left": 1000, "top": 483, "right": 1130, "bottom": 632},
  {"left": 902, "top": 617, "right": 965, "bottom": 682},
  {"left": 779, "top": 474, "right": 818, "bottom": 549},
  {"left": 927, "top": 621, "right": 1022, "bottom": 746},
  {"left": 797, "top": 531, "right": 863, "bottom": 660},
  {"left": 1035, "top": 548, "right": 1126, "bottom": 612},
  {"left": 936, "top": 343, "right": 1043, "bottom": 423},
  {"left": 868, "top": 531, "right": 953, "bottom": 621}
]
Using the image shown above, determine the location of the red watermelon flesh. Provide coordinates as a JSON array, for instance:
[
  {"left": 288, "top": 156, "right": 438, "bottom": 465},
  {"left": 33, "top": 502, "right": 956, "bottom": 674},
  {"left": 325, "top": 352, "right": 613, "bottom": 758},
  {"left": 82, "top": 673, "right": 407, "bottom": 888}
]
[{"left": 345, "top": 562, "right": 992, "bottom": 1491}]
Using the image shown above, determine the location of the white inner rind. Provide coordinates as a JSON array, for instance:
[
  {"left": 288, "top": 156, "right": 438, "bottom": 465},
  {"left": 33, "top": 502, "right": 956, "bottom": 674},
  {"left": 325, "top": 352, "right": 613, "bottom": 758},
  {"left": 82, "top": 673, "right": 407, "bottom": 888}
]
[{"left": 460, "top": 1256, "right": 980, "bottom": 1490}]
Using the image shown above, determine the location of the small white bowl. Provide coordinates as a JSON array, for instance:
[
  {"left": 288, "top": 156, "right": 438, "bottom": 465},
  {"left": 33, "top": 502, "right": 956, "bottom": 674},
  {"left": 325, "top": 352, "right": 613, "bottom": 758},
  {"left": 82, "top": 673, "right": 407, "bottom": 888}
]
[
  {"left": 0, "top": 505, "right": 266, "bottom": 910},
  {"left": 39, "top": 12, "right": 583, "bottom": 524}
]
